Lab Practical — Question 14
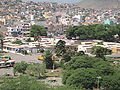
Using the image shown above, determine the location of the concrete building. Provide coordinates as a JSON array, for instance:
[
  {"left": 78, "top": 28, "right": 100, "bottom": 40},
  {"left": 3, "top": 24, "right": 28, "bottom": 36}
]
[{"left": 7, "top": 22, "right": 31, "bottom": 37}]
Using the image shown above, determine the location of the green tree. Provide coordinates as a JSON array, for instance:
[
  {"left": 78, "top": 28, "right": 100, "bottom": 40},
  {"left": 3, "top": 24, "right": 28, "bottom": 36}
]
[
  {"left": 43, "top": 50, "right": 53, "bottom": 69},
  {"left": 93, "top": 61, "right": 115, "bottom": 75},
  {"left": 55, "top": 40, "right": 66, "bottom": 56},
  {"left": 64, "top": 56, "right": 99, "bottom": 70},
  {"left": 65, "top": 68, "right": 98, "bottom": 89},
  {"left": 113, "top": 24, "right": 120, "bottom": 42},
  {"left": 66, "top": 24, "right": 120, "bottom": 42},
  {"left": 91, "top": 46, "right": 112, "bottom": 60},
  {"left": 66, "top": 26, "right": 76, "bottom": 39},
  {"left": 30, "top": 25, "right": 47, "bottom": 51},
  {"left": 14, "top": 61, "right": 28, "bottom": 74},
  {"left": 62, "top": 55, "right": 119, "bottom": 90},
  {"left": 101, "top": 74, "right": 120, "bottom": 90},
  {"left": 62, "top": 53, "right": 71, "bottom": 62},
  {"left": 26, "top": 63, "right": 46, "bottom": 78},
  {"left": 62, "top": 70, "right": 74, "bottom": 84},
  {"left": 30, "top": 25, "right": 47, "bottom": 37}
]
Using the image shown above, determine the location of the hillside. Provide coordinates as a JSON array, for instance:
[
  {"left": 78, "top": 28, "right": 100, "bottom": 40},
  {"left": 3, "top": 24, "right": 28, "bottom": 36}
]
[{"left": 78, "top": 0, "right": 120, "bottom": 9}]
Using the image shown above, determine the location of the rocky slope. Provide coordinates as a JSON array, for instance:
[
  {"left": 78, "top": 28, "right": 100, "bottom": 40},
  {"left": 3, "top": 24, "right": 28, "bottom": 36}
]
[{"left": 78, "top": 0, "right": 120, "bottom": 9}]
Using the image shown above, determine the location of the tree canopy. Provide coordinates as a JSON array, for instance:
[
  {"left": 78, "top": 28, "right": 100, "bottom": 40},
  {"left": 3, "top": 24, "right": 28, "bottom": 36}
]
[
  {"left": 62, "top": 55, "right": 120, "bottom": 90},
  {"left": 66, "top": 68, "right": 98, "bottom": 89},
  {"left": 91, "top": 46, "right": 112, "bottom": 60},
  {"left": 30, "top": 25, "right": 47, "bottom": 37},
  {"left": 66, "top": 24, "right": 120, "bottom": 42}
]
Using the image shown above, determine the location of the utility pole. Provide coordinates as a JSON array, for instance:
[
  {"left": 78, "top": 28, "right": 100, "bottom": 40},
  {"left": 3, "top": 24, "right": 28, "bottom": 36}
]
[{"left": 52, "top": 33, "right": 55, "bottom": 72}]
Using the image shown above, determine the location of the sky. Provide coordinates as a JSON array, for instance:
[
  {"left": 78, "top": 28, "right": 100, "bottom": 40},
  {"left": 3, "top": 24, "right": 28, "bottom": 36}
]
[{"left": 25, "top": 0, "right": 81, "bottom": 3}]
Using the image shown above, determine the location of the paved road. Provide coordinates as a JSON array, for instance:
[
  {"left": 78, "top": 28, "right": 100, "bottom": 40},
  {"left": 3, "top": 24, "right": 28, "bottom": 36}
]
[{"left": 0, "top": 53, "right": 42, "bottom": 76}]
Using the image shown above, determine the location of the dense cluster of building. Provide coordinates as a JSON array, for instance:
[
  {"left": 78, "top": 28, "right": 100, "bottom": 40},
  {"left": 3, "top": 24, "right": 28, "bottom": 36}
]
[
  {"left": 0, "top": 0, "right": 120, "bottom": 56},
  {"left": 0, "top": 0, "right": 120, "bottom": 36}
]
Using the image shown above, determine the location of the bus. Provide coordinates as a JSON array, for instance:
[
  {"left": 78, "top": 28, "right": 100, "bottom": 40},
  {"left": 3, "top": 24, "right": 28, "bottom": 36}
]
[
  {"left": 0, "top": 56, "right": 15, "bottom": 68},
  {"left": 0, "top": 60, "right": 15, "bottom": 68}
]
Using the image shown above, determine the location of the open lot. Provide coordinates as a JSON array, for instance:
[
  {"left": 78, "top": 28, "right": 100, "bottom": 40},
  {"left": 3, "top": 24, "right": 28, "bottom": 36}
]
[
  {"left": 5, "top": 53, "right": 42, "bottom": 63},
  {"left": 0, "top": 53, "right": 42, "bottom": 76}
]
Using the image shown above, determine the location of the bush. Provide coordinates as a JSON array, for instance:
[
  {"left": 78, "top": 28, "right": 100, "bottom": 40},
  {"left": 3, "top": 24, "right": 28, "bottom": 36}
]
[
  {"left": 0, "top": 50, "right": 7, "bottom": 53},
  {"left": 12, "top": 40, "right": 22, "bottom": 45},
  {"left": 0, "top": 75, "right": 48, "bottom": 90},
  {"left": 26, "top": 63, "right": 46, "bottom": 78},
  {"left": 14, "top": 61, "right": 29, "bottom": 74}
]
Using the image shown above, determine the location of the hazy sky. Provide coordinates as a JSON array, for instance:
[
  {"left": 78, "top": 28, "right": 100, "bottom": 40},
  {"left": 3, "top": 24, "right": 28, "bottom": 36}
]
[{"left": 25, "top": 0, "right": 80, "bottom": 3}]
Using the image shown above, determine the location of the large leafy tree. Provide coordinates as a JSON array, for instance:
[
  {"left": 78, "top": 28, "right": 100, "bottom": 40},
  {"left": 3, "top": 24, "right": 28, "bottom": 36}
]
[
  {"left": 62, "top": 55, "right": 119, "bottom": 90},
  {"left": 93, "top": 61, "right": 115, "bottom": 75},
  {"left": 65, "top": 68, "right": 98, "bottom": 89},
  {"left": 66, "top": 26, "right": 77, "bottom": 39},
  {"left": 101, "top": 74, "right": 120, "bottom": 90},
  {"left": 66, "top": 24, "right": 120, "bottom": 42},
  {"left": 64, "top": 56, "right": 99, "bottom": 70},
  {"left": 91, "top": 46, "right": 112, "bottom": 60},
  {"left": 30, "top": 25, "right": 47, "bottom": 37},
  {"left": 30, "top": 25, "right": 47, "bottom": 50}
]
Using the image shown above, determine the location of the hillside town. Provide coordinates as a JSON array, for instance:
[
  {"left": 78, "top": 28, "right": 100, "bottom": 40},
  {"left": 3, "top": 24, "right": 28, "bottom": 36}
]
[
  {"left": 0, "top": 0, "right": 120, "bottom": 55},
  {"left": 0, "top": 0, "right": 120, "bottom": 90}
]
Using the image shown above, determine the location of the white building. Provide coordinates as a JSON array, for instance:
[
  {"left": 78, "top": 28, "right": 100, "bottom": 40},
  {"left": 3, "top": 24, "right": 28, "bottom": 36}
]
[{"left": 7, "top": 22, "right": 31, "bottom": 37}]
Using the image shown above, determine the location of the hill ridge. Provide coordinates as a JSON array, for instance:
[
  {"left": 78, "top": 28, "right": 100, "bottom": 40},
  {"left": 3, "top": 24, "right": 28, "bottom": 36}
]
[{"left": 78, "top": 0, "right": 120, "bottom": 9}]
